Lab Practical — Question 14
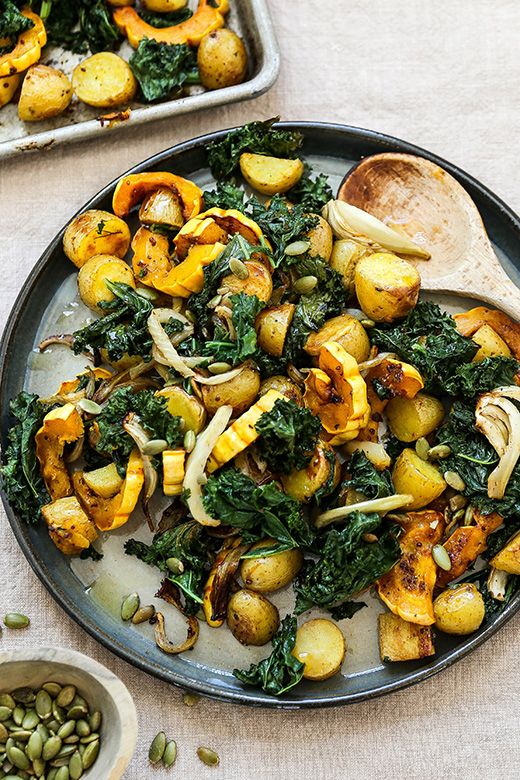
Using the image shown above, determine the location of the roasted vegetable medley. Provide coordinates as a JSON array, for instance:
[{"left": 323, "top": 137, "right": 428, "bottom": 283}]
[
  {"left": 0, "top": 0, "right": 247, "bottom": 121},
  {"left": 2, "top": 119, "right": 520, "bottom": 696}
]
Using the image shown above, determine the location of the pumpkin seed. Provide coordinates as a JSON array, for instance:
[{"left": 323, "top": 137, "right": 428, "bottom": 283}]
[
  {"left": 3, "top": 613, "right": 30, "bottom": 630},
  {"left": 6, "top": 746, "right": 29, "bottom": 771},
  {"left": 56, "top": 688, "right": 75, "bottom": 710},
  {"left": 47, "top": 719, "right": 60, "bottom": 733},
  {"left": 75, "top": 721, "right": 90, "bottom": 739},
  {"left": 121, "top": 593, "right": 140, "bottom": 621},
  {"left": 52, "top": 703, "right": 65, "bottom": 725},
  {"left": 11, "top": 729, "right": 31, "bottom": 741},
  {"left": 0, "top": 698, "right": 15, "bottom": 711},
  {"left": 0, "top": 711, "right": 11, "bottom": 724},
  {"left": 428, "top": 444, "right": 452, "bottom": 460},
  {"left": 208, "top": 361, "right": 233, "bottom": 375},
  {"left": 55, "top": 767, "right": 70, "bottom": 780},
  {"left": 47, "top": 770, "right": 58, "bottom": 780},
  {"left": 69, "top": 751, "right": 83, "bottom": 780},
  {"left": 77, "top": 399, "right": 102, "bottom": 415},
  {"left": 360, "top": 318, "right": 376, "bottom": 328},
  {"left": 13, "top": 707, "right": 24, "bottom": 726},
  {"left": 182, "top": 692, "right": 200, "bottom": 707},
  {"left": 432, "top": 544, "right": 452, "bottom": 571},
  {"left": 208, "top": 294, "right": 222, "bottom": 309},
  {"left": 284, "top": 239, "right": 310, "bottom": 256},
  {"left": 42, "top": 684, "right": 62, "bottom": 698},
  {"left": 197, "top": 746, "right": 219, "bottom": 766},
  {"left": 64, "top": 736, "right": 80, "bottom": 745},
  {"left": 56, "top": 744, "right": 76, "bottom": 759},
  {"left": 464, "top": 504, "right": 475, "bottom": 526},
  {"left": 229, "top": 257, "right": 249, "bottom": 280},
  {"left": 26, "top": 732, "right": 43, "bottom": 761},
  {"left": 448, "top": 494, "right": 467, "bottom": 512},
  {"left": 131, "top": 605, "right": 155, "bottom": 625},
  {"left": 22, "top": 709, "right": 39, "bottom": 730},
  {"left": 415, "top": 437, "right": 430, "bottom": 461},
  {"left": 33, "top": 757, "right": 45, "bottom": 777},
  {"left": 88, "top": 712, "right": 101, "bottom": 733},
  {"left": 81, "top": 740, "right": 99, "bottom": 770},
  {"left": 67, "top": 707, "right": 87, "bottom": 722},
  {"left": 35, "top": 691, "right": 52, "bottom": 721},
  {"left": 42, "top": 736, "right": 62, "bottom": 761},
  {"left": 0, "top": 725, "right": 7, "bottom": 743},
  {"left": 183, "top": 429, "right": 196, "bottom": 453},
  {"left": 292, "top": 275, "right": 318, "bottom": 295},
  {"left": 444, "top": 470, "right": 466, "bottom": 491},
  {"left": 148, "top": 732, "right": 167, "bottom": 764},
  {"left": 12, "top": 690, "right": 34, "bottom": 705},
  {"left": 142, "top": 439, "right": 168, "bottom": 456},
  {"left": 166, "top": 557, "right": 184, "bottom": 575},
  {"left": 71, "top": 696, "right": 87, "bottom": 710},
  {"left": 163, "top": 740, "right": 177, "bottom": 768},
  {"left": 57, "top": 722, "right": 75, "bottom": 741},
  {"left": 79, "top": 733, "right": 98, "bottom": 745}
]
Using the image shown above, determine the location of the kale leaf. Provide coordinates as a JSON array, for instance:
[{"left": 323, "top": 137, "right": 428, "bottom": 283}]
[
  {"left": 344, "top": 450, "right": 394, "bottom": 499},
  {"left": 202, "top": 181, "right": 247, "bottom": 211},
  {"left": 130, "top": 39, "right": 198, "bottom": 102},
  {"left": 233, "top": 614, "right": 304, "bottom": 696},
  {"left": 484, "top": 521, "right": 520, "bottom": 561},
  {"left": 250, "top": 195, "right": 317, "bottom": 267},
  {"left": 0, "top": 0, "right": 33, "bottom": 41},
  {"left": 139, "top": 7, "right": 193, "bottom": 26},
  {"left": 207, "top": 118, "right": 304, "bottom": 180},
  {"left": 202, "top": 468, "right": 315, "bottom": 548},
  {"left": 442, "top": 356, "right": 519, "bottom": 397},
  {"left": 0, "top": 392, "right": 49, "bottom": 524},
  {"left": 287, "top": 169, "right": 333, "bottom": 212},
  {"left": 42, "top": 0, "right": 120, "bottom": 54},
  {"left": 255, "top": 398, "right": 321, "bottom": 474},
  {"left": 371, "top": 301, "right": 478, "bottom": 393},
  {"left": 78, "top": 0, "right": 120, "bottom": 53},
  {"left": 294, "top": 512, "right": 401, "bottom": 614},
  {"left": 329, "top": 600, "right": 367, "bottom": 621},
  {"left": 204, "top": 293, "right": 265, "bottom": 365}
]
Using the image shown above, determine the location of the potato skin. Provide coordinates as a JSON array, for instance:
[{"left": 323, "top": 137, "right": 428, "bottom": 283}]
[
  {"left": 256, "top": 303, "right": 295, "bottom": 357},
  {"left": 220, "top": 260, "right": 273, "bottom": 302},
  {"left": 433, "top": 583, "right": 485, "bottom": 635},
  {"left": 386, "top": 393, "right": 445, "bottom": 442},
  {"left": 142, "top": 0, "right": 186, "bottom": 9},
  {"left": 240, "top": 153, "right": 304, "bottom": 196},
  {"left": 227, "top": 589, "right": 279, "bottom": 646},
  {"left": 63, "top": 209, "right": 131, "bottom": 268},
  {"left": 157, "top": 385, "right": 207, "bottom": 434},
  {"left": 281, "top": 443, "right": 339, "bottom": 502},
  {"left": 0, "top": 74, "right": 21, "bottom": 108},
  {"left": 292, "top": 618, "right": 346, "bottom": 680},
  {"left": 73, "top": 52, "right": 137, "bottom": 108},
  {"left": 329, "top": 239, "right": 370, "bottom": 293},
  {"left": 77, "top": 254, "right": 135, "bottom": 312},
  {"left": 198, "top": 29, "right": 247, "bottom": 90},
  {"left": 99, "top": 350, "right": 141, "bottom": 371},
  {"left": 18, "top": 65, "right": 72, "bottom": 121},
  {"left": 392, "top": 448, "right": 446, "bottom": 510},
  {"left": 304, "top": 314, "right": 370, "bottom": 363},
  {"left": 307, "top": 215, "right": 333, "bottom": 260},
  {"left": 354, "top": 251, "right": 420, "bottom": 322},
  {"left": 259, "top": 375, "right": 303, "bottom": 405},
  {"left": 240, "top": 539, "right": 303, "bottom": 593},
  {"left": 200, "top": 362, "right": 260, "bottom": 416},
  {"left": 472, "top": 323, "right": 512, "bottom": 361}
]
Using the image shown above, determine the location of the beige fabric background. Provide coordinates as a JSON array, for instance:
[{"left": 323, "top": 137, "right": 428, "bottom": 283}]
[{"left": 1, "top": 1, "right": 520, "bottom": 777}]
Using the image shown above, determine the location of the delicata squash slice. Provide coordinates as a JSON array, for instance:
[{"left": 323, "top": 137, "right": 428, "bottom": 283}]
[
  {"left": 174, "top": 207, "right": 264, "bottom": 259},
  {"left": 113, "top": 0, "right": 229, "bottom": 48},
  {"left": 454, "top": 306, "right": 520, "bottom": 360},
  {"left": 112, "top": 171, "right": 203, "bottom": 221},
  {"left": 35, "top": 404, "right": 84, "bottom": 501},
  {"left": 436, "top": 510, "right": 503, "bottom": 587},
  {"left": 0, "top": 9, "right": 47, "bottom": 78},
  {"left": 41, "top": 496, "right": 98, "bottom": 556}
]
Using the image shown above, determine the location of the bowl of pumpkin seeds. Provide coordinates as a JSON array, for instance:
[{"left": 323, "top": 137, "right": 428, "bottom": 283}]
[{"left": 0, "top": 647, "right": 137, "bottom": 779}]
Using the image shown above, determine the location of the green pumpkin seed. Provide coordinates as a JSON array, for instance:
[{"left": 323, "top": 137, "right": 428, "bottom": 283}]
[
  {"left": 360, "top": 318, "right": 376, "bottom": 328},
  {"left": 12, "top": 707, "right": 24, "bottom": 726},
  {"left": 56, "top": 688, "right": 75, "bottom": 710},
  {"left": 57, "top": 722, "right": 75, "bottom": 741},
  {"left": 197, "top": 746, "right": 219, "bottom": 767},
  {"left": 88, "top": 712, "right": 101, "bottom": 732},
  {"left": 464, "top": 504, "right": 475, "bottom": 526},
  {"left": 0, "top": 698, "right": 15, "bottom": 711},
  {"left": 22, "top": 709, "right": 39, "bottom": 730},
  {"left": 81, "top": 740, "right": 99, "bottom": 770},
  {"left": 51, "top": 757, "right": 72, "bottom": 768},
  {"left": 35, "top": 691, "right": 52, "bottom": 721},
  {"left": 208, "top": 294, "right": 222, "bottom": 309},
  {"left": 42, "top": 736, "right": 62, "bottom": 761},
  {"left": 0, "top": 710, "right": 11, "bottom": 724},
  {"left": 12, "top": 689, "right": 34, "bottom": 705},
  {"left": 166, "top": 557, "right": 184, "bottom": 575},
  {"left": 71, "top": 695, "right": 87, "bottom": 710},
  {"left": 182, "top": 692, "right": 200, "bottom": 707},
  {"left": 292, "top": 275, "right": 318, "bottom": 295},
  {"left": 79, "top": 733, "right": 98, "bottom": 745},
  {"left": 448, "top": 494, "right": 467, "bottom": 512},
  {"left": 32, "top": 757, "right": 46, "bottom": 777},
  {"left": 47, "top": 769, "right": 59, "bottom": 780},
  {"left": 415, "top": 437, "right": 430, "bottom": 461},
  {"left": 11, "top": 729, "right": 31, "bottom": 741},
  {"left": 75, "top": 721, "right": 90, "bottom": 739},
  {"left": 26, "top": 731, "right": 43, "bottom": 761},
  {"left": 42, "top": 683, "right": 62, "bottom": 698},
  {"left": 69, "top": 751, "right": 83, "bottom": 780},
  {"left": 0, "top": 725, "right": 7, "bottom": 743},
  {"left": 6, "top": 746, "right": 29, "bottom": 771},
  {"left": 184, "top": 309, "right": 196, "bottom": 324},
  {"left": 47, "top": 719, "right": 60, "bottom": 734},
  {"left": 77, "top": 399, "right": 102, "bottom": 415},
  {"left": 183, "top": 429, "right": 196, "bottom": 453},
  {"left": 284, "top": 239, "right": 310, "bottom": 257},
  {"left": 229, "top": 257, "right": 249, "bottom": 280},
  {"left": 36, "top": 723, "right": 49, "bottom": 742},
  {"left": 52, "top": 703, "right": 65, "bottom": 725},
  {"left": 55, "top": 767, "right": 70, "bottom": 780},
  {"left": 208, "top": 361, "right": 233, "bottom": 375},
  {"left": 163, "top": 740, "right": 177, "bottom": 768},
  {"left": 432, "top": 544, "right": 452, "bottom": 571},
  {"left": 428, "top": 444, "right": 452, "bottom": 460},
  {"left": 443, "top": 470, "right": 466, "bottom": 491},
  {"left": 131, "top": 605, "right": 155, "bottom": 625},
  {"left": 3, "top": 613, "right": 30, "bottom": 630},
  {"left": 148, "top": 732, "right": 166, "bottom": 764},
  {"left": 142, "top": 439, "right": 168, "bottom": 456},
  {"left": 121, "top": 593, "right": 140, "bottom": 621},
  {"left": 57, "top": 744, "right": 77, "bottom": 759},
  {"left": 67, "top": 706, "right": 87, "bottom": 721},
  {"left": 64, "top": 736, "right": 80, "bottom": 745}
]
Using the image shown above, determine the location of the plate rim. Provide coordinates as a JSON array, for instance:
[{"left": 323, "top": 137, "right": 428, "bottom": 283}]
[{"left": 2, "top": 121, "right": 520, "bottom": 708}]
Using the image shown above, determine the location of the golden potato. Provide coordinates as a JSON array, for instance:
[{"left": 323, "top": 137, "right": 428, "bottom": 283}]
[
  {"left": 307, "top": 215, "right": 333, "bottom": 260},
  {"left": 220, "top": 260, "right": 273, "bottom": 302},
  {"left": 227, "top": 589, "right": 279, "bottom": 646},
  {"left": 83, "top": 463, "right": 123, "bottom": 499},
  {"left": 292, "top": 619, "right": 346, "bottom": 680},
  {"left": 240, "top": 540, "right": 303, "bottom": 593},
  {"left": 63, "top": 209, "right": 131, "bottom": 268},
  {"left": 378, "top": 613, "right": 435, "bottom": 662},
  {"left": 354, "top": 252, "right": 420, "bottom": 322},
  {"left": 304, "top": 314, "right": 370, "bottom": 363},
  {"left": 142, "top": 0, "right": 186, "bottom": 9},
  {"left": 255, "top": 303, "right": 295, "bottom": 357},
  {"left": 386, "top": 393, "right": 445, "bottom": 442},
  {"left": 107, "top": 0, "right": 134, "bottom": 5},
  {"left": 490, "top": 530, "right": 520, "bottom": 574},
  {"left": 200, "top": 362, "right": 260, "bottom": 416},
  {"left": 18, "top": 65, "right": 72, "bottom": 121},
  {"left": 0, "top": 74, "right": 21, "bottom": 108},
  {"left": 259, "top": 375, "right": 303, "bottom": 405},
  {"left": 239, "top": 153, "right": 304, "bottom": 196},
  {"left": 472, "top": 323, "right": 512, "bottom": 361},
  {"left": 99, "top": 350, "right": 142, "bottom": 371},
  {"left": 198, "top": 28, "right": 247, "bottom": 90},
  {"left": 72, "top": 52, "right": 137, "bottom": 108},
  {"left": 392, "top": 448, "right": 446, "bottom": 510},
  {"left": 433, "top": 583, "right": 485, "bottom": 635},
  {"left": 77, "top": 254, "right": 135, "bottom": 312},
  {"left": 281, "top": 443, "right": 339, "bottom": 502},
  {"left": 157, "top": 386, "right": 207, "bottom": 434},
  {"left": 329, "top": 239, "right": 370, "bottom": 293}
]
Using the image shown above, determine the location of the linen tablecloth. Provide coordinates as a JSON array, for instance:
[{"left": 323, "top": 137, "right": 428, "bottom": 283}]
[{"left": 1, "top": 2, "right": 519, "bottom": 777}]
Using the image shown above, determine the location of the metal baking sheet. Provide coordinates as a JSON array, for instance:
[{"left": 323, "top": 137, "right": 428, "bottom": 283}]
[{"left": 0, "top": 0, "right": 280, "bottom": 159}]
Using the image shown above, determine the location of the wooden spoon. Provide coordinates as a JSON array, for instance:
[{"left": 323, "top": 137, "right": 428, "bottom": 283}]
[{"left": 337, "top": 152, "right": 520, "bottom": 320}]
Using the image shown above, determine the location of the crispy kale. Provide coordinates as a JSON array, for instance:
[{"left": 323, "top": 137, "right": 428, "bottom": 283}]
[
  {"left": 250, "top": 196, "right": 317, "bottom": 267},
  {"left": 287, "top": 168, "right": 333, "bottom": 212},
  {"left": 202, "top": 181, "right": 247, "bottom": 211},
  {"left": 442, "top": 356, "right": 519, "bottom": 397},
  {"left": 329, "top": 600, "right": 367, "bottom": 621},
  {"left": 0, "top": 0, "right": 33, "bottom": 41},
  {"left": 202, "top": 468, "right": 315, "bottom": 548},
  {"left": 42, "top": 0, "right": 120, "bottom": 54},
  {"left": 344, "top": 451, "right": 394, "bottom": 500},
  {"left": 0, "top": 392, "right": 49, "bottom": 524},
  {"left": 139, "top": 7, "right": 192, "bottom": 26},
  {"left": 204, "top": 293, "right": 265, "bottom": 365},
  {"left": 255, "top": 398, "right": 321, "bottom": 474},
  {"left": 129, "top": 39, "right": 198, "bottom": 102},
  {"left": 233, "top": 615, "right": 304, "bottom": 696},
  {"left": 294, "top": 512, "right": 401, "bottom": 614},
  {"left": 207, "top": 118, "right": 304, "bottom": 179}
]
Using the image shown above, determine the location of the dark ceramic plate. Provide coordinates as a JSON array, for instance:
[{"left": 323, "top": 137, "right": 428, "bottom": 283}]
[{"left": 2, "top": 123, "right": 520, "bottom": 708}]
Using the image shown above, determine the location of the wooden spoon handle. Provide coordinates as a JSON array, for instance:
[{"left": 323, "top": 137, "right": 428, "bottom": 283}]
[{"left": 425, "top": 261, "right": 520, "bottom": 320}]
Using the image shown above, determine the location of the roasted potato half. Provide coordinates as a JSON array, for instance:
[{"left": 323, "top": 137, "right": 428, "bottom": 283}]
[
  {"left": 240, "top": 153, "right": 304, "bottom": 196},
  {"left": 227, "top": 589, "right": 279, "bottom": 646},
  {"left": 73, "top": 53, "right": 137, "bottom": 108},
  {"left": 63, "top": 209, "right": 131, "bottom": 268},
  {"left": 433, "top": 583, "right": 485, "bottom": 635},
  {"left": 19, "top": 65, "right": 72, "bottom": 121},
  {"left": 141, "top": 0, "right": 187, "bottom": 10},
  {"left": 77, "top": 254, "right": 135, "bottom": 312},
  {"left": 200, "top": 361, "right": 260, "bottom": 416},
  {"left": 240, "top": 539, "right": 303, "bottom": 593},
  {"left": 259, "top": 375, "right": 303, "bottom": 405},
  {"left": 329, "top": 239, "right": 370, "bottom": 293},
  {"left": 472, "top": 323, "right": 512, "bottom": 361},
  {"left": 256, "top": 303, "right": 295, "bottom": 357},
  {"left": 198, "top": 29, "right": 248, "bottom": 90},
  {"left": 355, "top": 252, "right": 420, "bottom": 322},
  {"left": 0, "top": 74, "right": 21, "bottom": 108},
  {"left": 304, "top": 314, "right": 370, "bottom": 363},
  {"left": 386, "top": 393, "right": 445, "bottom": 442},
  {"left": 378, "top": 613, "right": 435, "bottom": 662},
  {"left": 157, "top": 385, "right": 207, "bottom": 434},
  {"left": 392, "top": 448, "right": 446, "bottom": 510},
  {"left": 281, "top": 443, "right": 340, "bottom": 502},
  {"left": 307, "top": 215, "right": 333, "bottom": 261},
  {"left": 220, "top": 260, "right": 273, "bottom": 302},
  {"left": 292, "top": 619, "right": 346, "bottom": 680}
]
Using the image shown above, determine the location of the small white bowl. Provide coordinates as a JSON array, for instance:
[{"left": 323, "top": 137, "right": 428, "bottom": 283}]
[{"left": 0, "top": 646, "right": 137, "bottom": 779}]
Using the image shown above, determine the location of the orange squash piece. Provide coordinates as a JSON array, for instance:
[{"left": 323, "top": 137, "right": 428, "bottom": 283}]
[
  {"left": 72, "top": 472, "right": 122, "bottom": 532},
  {"left": 454, "top": 306, "right": 520, "bottom": 360},
  {"left": 131, "top": 226, "right": 172, "bottom": 284},
  {"left": 113, "top": 0, "right": 229, "bottom": 48},
  {"left": 0, "top": 10, "right": 47, "bottom": 78},
  {"left": 112, "top": 172, "right": 203, "bottom": 221},
  {"left": 42, "top": 495, "right": 98, "bottom": 556},
  {"left": 436, "top": 509, "right": 503, "bottom": 587},
  {"left": 35, "top": 404, "right": 84, "bottom": 501},
  {"left": 377, "top": 510, "right": 445, "bottom": 625},
  {"left": 174, "top": 207, "right": 264, "bottom": 260}
]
